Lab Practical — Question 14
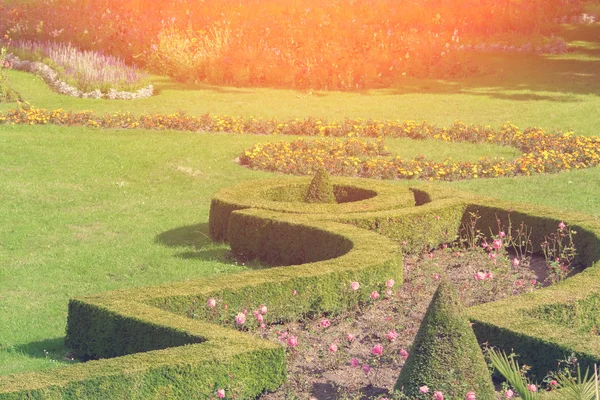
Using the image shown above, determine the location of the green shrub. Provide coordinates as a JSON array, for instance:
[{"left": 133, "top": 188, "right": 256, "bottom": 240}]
[
  {"left": 304, "top": 168, "right": 336, "bottom": 204},
  {"left": 395, "top": 279, "right": 495, "bottom": 399}
]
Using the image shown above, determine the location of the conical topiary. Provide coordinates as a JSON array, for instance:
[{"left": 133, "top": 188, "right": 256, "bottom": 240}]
[
  {"left": 304, "top": 167, "right": 336, "bottom": 204},
  {"left": 395, "top": 279, "right": 495, "bottom": 399}
]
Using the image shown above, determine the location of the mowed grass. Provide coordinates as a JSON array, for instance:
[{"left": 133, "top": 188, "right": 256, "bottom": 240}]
[{"left": 0, "top": 18, "right": 599, "bottom": 378}]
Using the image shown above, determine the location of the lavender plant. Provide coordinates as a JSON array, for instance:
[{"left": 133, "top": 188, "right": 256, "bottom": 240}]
[
  {"left": 9, "top": 39, "right": 150, "bottom": 93},
  {"left": 1, "top": 34, "right": 19, "bottom": 102}
]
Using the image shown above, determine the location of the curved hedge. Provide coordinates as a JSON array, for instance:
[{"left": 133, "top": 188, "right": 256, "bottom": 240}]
[{"left": 1, "top": 176, "right": 600, "bottom": 398}]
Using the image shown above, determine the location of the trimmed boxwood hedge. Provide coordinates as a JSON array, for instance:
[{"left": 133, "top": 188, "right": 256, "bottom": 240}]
[
  {"left": 208, "top": 176, "right": 416, "bottom": 242},
  {"left": 2, "top": 176, "right": 600, "bottom": 398}
]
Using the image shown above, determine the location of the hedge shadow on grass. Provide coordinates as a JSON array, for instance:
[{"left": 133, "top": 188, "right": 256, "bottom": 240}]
[{"left": 154, "top": 223, "right": 212, "bottom": 249}]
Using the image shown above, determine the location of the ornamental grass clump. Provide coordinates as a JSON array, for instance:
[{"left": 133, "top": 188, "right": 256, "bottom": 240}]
[
  {"left": 9, "top": 39, "right": 150, "bottom": 93},
  {"left": 395, "top": 279, "right": 495, "bottom": 399}
]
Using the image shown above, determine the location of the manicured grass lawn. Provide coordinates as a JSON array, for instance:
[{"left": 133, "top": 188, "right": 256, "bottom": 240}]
[{"left": 0, "top": 18, "right": 598, "bottom": 379}]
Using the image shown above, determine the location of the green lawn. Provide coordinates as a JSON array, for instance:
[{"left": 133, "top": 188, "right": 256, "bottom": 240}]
[{"left": 0, "top": 18, "right": 599, "bottom": 378}]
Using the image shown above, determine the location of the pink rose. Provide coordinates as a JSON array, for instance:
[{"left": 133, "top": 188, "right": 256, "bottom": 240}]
[
  {"left": 349, "top": 357, "right": 360, "bottom": 367},
  {"left": 512, "top": 258, "right": 520, "bottom": 267},
  {"left": 347, "top": 333, "right": 355, "bottom": 342},
  {"left": 217, "top": 389, "right": 225, "bottom": 398},
  {"left": 287, "top": 336, "right": 298, "bottom": 348},
  {"left": 351, "top": 281, "right": 360, "bottom": 291},
  {"left": 370, "top": 291, "right": 380, "bottom": 300},
  {"left": 505, "top": 389, "right": 514, "bottom": 399},
  {"left": 235, "top": 312, "right": 246, "bottom": 325},
  {"left": 434, "top": 391, "right": 444, "bottom": 400},
  {"left": 362, "top": 364, "right": 371, "bottom": 375},
  {"left": 259, "top": 305, "right": 268, "bottom": 315},
  {"left": 371, "top": 344, "right": 383, "bottom": 356},
  {"left": 207, "top": 298, "right": 216, "bottom": 308},
  {"left": 493, "top": 238, "right": 503, "bottom": 250},
  {"left": 527, "top": 384, "right": 537, "bottom": 392},
  {"left": 320, "top": 319, "right": 331, "bottom": 328},
  {"left": 399, "top": 348, "right": 409, "bottom": 360},
  {"left": 499, "top": 231, "right": 506, "bottom": 238},
  {"left": 419, "top": 385, "right": 429, "bottom": 393},
  {"left": 329, "top": 343, "right": 338, "bottom": 353},
  {"left": 559, "top": 221, "right": 566, "bottom": 230},
  {"left": 466, "top": 392, "right": 476, "bottom": 400},
  {"left": 386, "top": 330, "right": 398, "bottom": 341},
  {"left": 386, "top": 278, "right": 395, "bottom": 288}
]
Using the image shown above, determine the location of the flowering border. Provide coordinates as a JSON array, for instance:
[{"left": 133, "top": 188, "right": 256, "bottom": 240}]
[
  {"left": 5, "top": 54, "right": 153, "bottom": 100},
  {"left": 1, "top": 107, "right": 598, "bottom": 182}
]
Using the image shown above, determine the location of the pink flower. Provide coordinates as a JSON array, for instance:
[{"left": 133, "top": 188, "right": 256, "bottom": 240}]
[
  {"left": 402, "top": 240, "right": 407, "bottom": 246},
  {"left": 350, "top": 357, "right": 360, "bottom": 367},
  {"left": 351, "top": 281, "right": 360, "bottom": 291},
  {"left": 499, "top": 231, "right": 506, "bottom": 238},
  {"left": 260, "top": 323, "right": 266, "bottom": 329},
  {"left": 466, "top": 392, "right": 476, "bottom": 400},
  {"left": 320, "top": 319, "right": 331, "bottom": 328},
  {"left": 371, "top": 344, "right": 383, "bottom": 356},
  {"left": 217, "top": 389, "right": 225, "bottom": 398},
  {"left": 259, "top": 305, "right": 268, "bottom": 315},
  {"left": 386, "top": 330, "right": 398, "bottom": 341},
  {"left": 550, "top": 379, "right": 558, "bottom": 386},
  {"left": 292, "top": 289, "right": 297, "bottom": 295},
  {"left": 428, "top": 253, "right": 435, "bottom": 259},
  {"left": 493, "top": 238, "right": 503, "bottom": 250},
  {"left": 527, "top": 384, "right": 537, "bottom": 392},
  {"left": 329, "top": 343, "right": 338, "bottom": 353},
  {"left": 435, "top": 215, "right": 440, "bottom": 220},
  {"left": 489, "top": 252, "right": 497, "bottom": 260},
  {"left": 347, "top": 333, "right": 355, "bottom": 342},
  {"left": 399, "top": 348, "right": 409, "bottom": 360},
  {"left": 485, "top": 272, "right": 493, "bottom": 279},
  {"left": 481, "top": 241, "right": 489, "bottom": 249},
  {"left": 512, "top": 258, "right": 520, "bottom": 267},
  {"left": 386, "top": 289, "right": 393, "bottom": 296},
  {"left": 505, "top": 389, "right": 514, "bottom": 399},
  {"left": 531, "top": 279, "right": 537, "bottom": 285},
  {"left": 207, "top": 298, "right": 217, "bottom": 308},
  {"left": 287, "top": 336, "right": 298, "bottom": 348},
  {"left": 434, "top": 391, "right": 444, "bottom": 400},
  {"left": 442, "top": 243, "right": 448, "bottom": 249},
  {"left": 255, "top": 313, "right": 263, "bottom": 323},
  {"left": 559, "top": 221, "right": 566, "bottom": 230},
  {"left": 362, "top": 364, "right": 371, "bottom": 375},
  {"left": 475, "top": 271, "right": 487, "bottom": 281},
  {"left": 433, "top": 273, "right": 440, "bottom": 280},
  {"left": 386, "top": 278, "right": 395, "bottom": 288},
  {"left": 419, "top": 385, "right": 429, "bottom": 393},
  {"left": 235, "top": 312, "right": 246, "bottom": 325},
  {"left": 370, "top": 291, "right": 380, "bottom": 300}
]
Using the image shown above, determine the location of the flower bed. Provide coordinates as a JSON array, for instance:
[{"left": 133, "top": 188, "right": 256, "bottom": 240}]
[
  {"left": 239, "top": 132, "right": 600, "bottom": 181},
  {"left": 1, "top": 106, "right": 598, "bottom": 181},
  {"left": 1, "top": 0, "right": 586, "bottom": 89},
  {"left": 4, "top": 52, "right": 153, "bottom": 100}
]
